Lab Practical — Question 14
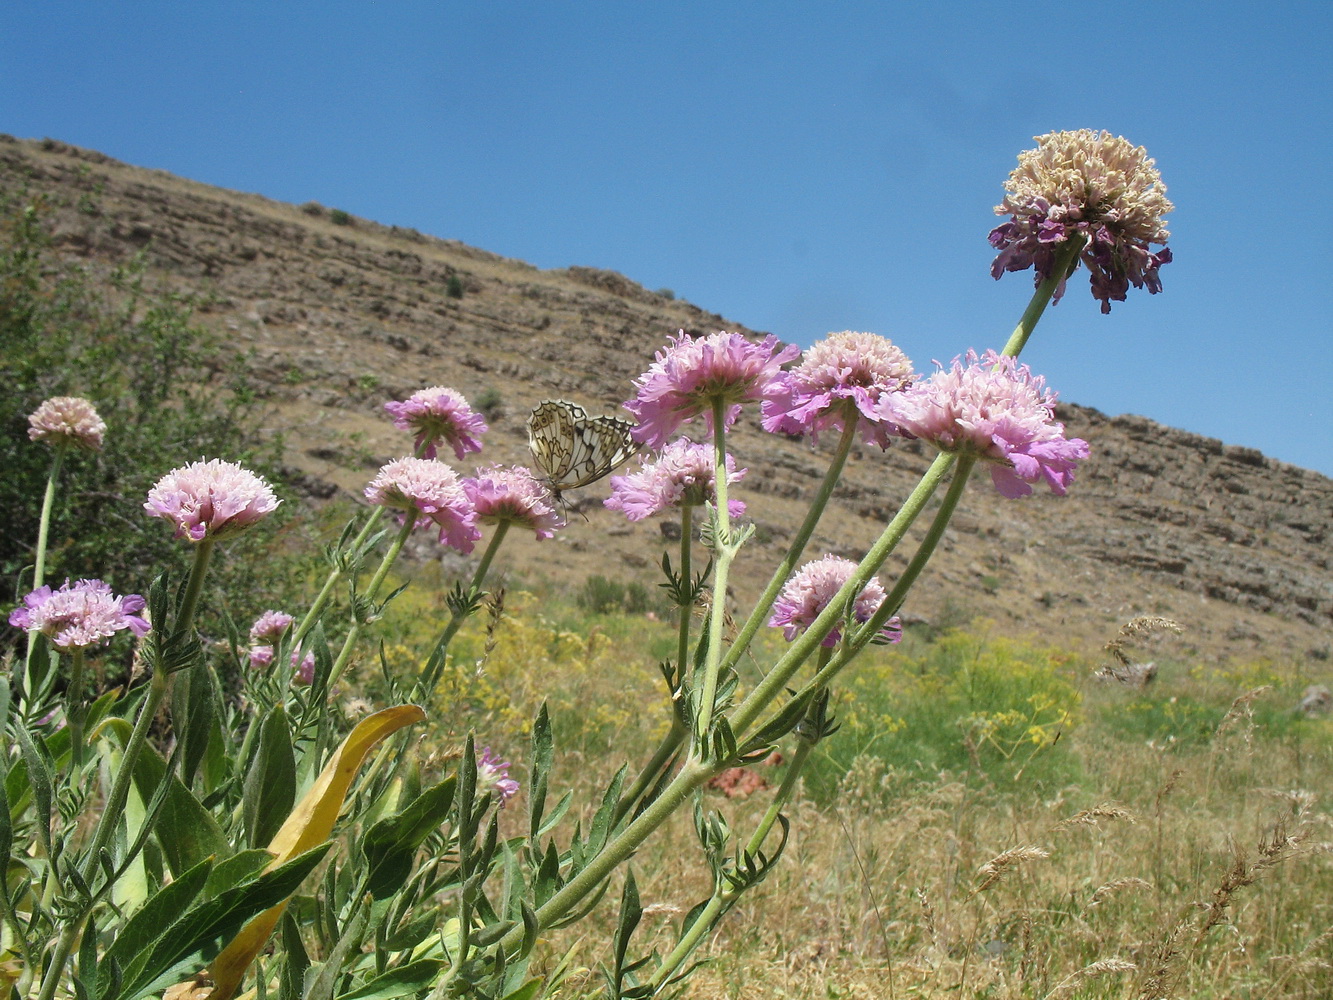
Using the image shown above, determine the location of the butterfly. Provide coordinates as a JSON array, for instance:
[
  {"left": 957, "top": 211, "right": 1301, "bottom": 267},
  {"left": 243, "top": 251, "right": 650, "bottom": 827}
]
[{"left": 527, "top": 400, "right": 639, "bottom": 501}]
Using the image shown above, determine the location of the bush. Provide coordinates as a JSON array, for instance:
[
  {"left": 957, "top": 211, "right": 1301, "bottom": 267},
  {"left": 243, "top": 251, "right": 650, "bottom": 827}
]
[
  {"left": 446, "top": 273, "right": 464, "bottom": 299},
  {"left": 329, "top": 208, "right": 352, "bottom": 226}
]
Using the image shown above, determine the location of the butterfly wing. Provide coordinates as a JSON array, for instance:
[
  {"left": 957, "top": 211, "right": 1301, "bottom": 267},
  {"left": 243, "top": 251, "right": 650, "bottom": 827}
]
[
  {"left": 527, "top": 400, "right": 583, "bottom": 482},
  {"left": 527, "top": 400, "right": 639, "bottom": 493}
]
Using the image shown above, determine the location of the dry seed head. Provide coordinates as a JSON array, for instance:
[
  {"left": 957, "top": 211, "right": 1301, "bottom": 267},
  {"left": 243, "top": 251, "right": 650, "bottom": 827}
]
[
  {"left": 1105, "top": 616, "right": 1184, "bottom": 666},
  {"left": 1043, "top": 958, "right": 1138, "bottom": 1000},
  {"left": 1058, "top": 804, "right": 1137, "bottom": 829},
  {"left": 1089, "top": 876, "right": 1152, "bottom": 908},
  {"left": 974, "top": 845, "right": 1050, "bottom": 894}
]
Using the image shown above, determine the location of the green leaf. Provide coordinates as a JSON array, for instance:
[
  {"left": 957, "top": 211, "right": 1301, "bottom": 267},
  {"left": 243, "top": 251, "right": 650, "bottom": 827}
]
[
  {"left": 279, "top": 911, "right": 310, "bottom": 1000},
  {"left": 172, "top": 655, "right": 219, "bottom": 788},
  {"left": 499, "top": 980, "right": 542, "bottom": 1000},
  {"left": 243, "top": 706, "right": 297, "bottom": 849},
  {"left": 204, "top": 850, "right": 275, "bottom": 899},
  {"left": 334, "top": 960, "right": 444, "bottom": 1000},
  {"left": 127, "top": 739, "right": 231, "bottom": 876},
  {"left": 361, "top": 777, "right": 456, "bottom": 900},
  {"left": 102, "top": 856, "right": 214, "bottom": 992},
  {"left": 527, "top": 703, "right": 552, "bottom": 843}
]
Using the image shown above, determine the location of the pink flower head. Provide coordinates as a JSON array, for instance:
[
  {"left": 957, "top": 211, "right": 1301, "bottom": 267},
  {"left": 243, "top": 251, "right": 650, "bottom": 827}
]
[
  {"left": 292, "top": 648, "right": 316, "bottom": 685},
  {"left": 144, "top": 459, "right": 280, "bottom": 542},
  {"left": 624, "top": 330, "right": 800, "bottom": 449},
  {"left": 768, "top": 555, "right": 901, "bottom": 647},
  {"left": 27, "top": 396, "right": 107, "bottom": 451},
  {"left": 249, "top": 610, "right": 294, "bottom": 644},
  {"left": 605, "top": 438, "right": 747, "bottom": 521},
  {"left": 476, "top": 746, "right": 520, "bottom": 805},
  {"left": 9, "top": 578, "right": 150, "bottom": 651},
  {"left": 887, "top": 350, "right": 1090, "bottom": 499},
  {"left": 384, "top": 386, "right": 488, "bottom": 460},
  {"left": 364, "top": 457, "right": 480, "bottom": 553},
  {"left": 249, "top": 645, "right": 275, "bottom": 669},
  {"left": 762, "top": 331, "right": 915, "bottom": 447},
  {"left": 463, "top": 465, "right": 562, "bottom": 540},
  {"left": 989, "top": 130, "right": 1173, "bottom": 313}
]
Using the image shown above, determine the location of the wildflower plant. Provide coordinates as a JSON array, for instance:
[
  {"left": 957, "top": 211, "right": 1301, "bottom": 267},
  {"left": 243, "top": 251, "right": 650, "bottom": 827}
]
[{"left": 2, "top": 130, "right": 1168, "bottom": 1000}]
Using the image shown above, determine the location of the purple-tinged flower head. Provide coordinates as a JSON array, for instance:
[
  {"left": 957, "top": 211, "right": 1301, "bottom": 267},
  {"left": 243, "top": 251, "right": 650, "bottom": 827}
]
[
  {"left": 768, "top": 555, "right": 901, "bottom": 648},
  {"left": 888, "top": 350, "right": 1090, "bottom": 499},
  {"left": 624, "top": 330, "right": 801, "bottom": 449},
  {"left": 292, "top": 648, "right": 316, "bottom": 685},
  {"left": 384, "top": 386, "right": 488, "bottom": 460},
  {"left": 144, "top": 459, "right": 280, "bottom": 542},
  {"left": 605, "top": 438, "right": 747, "bottom": 521},
  {"left": 27, "top": 396, "right": 107, "bottom": 451},
  {"left": 249, "top": 645, "right": 275, "bottom": 670},
  {"left": 364, "top": 457, "right": 480, "bottom": 553},
  {"left": 762, "top": 332, "right": 915, "bottom": 447},
  {"left": 249, "top": 610, "right": 294, "bottom": 645},
  {"left": 476, "top": 746, "right": 520, "bottom": 805},
  {"left": 989, "top": 130, "right": 1173, "bottom": 314},
  {"left": 9, "top": 578, "right": 150, "bottom": 651},
  {"left": 463, "top": 465, "right": 562, "bottom": 540}
]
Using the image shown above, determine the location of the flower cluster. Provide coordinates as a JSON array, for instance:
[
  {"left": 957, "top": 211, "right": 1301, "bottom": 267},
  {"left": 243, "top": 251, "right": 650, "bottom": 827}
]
[
  {"left": 477, "top": 746, "right": 520, "bottom": 804},
  {"left": 364, "top": 457, "right": 480, "bottom": 553},
  {"left": 27, "top": 396, "right": 107, "bottom": 451},
  {"left": 464, "top": 465, "right": 562, "bottom": 540},
  {"left": 10, "top": 579, "right": 149, "bottom": 651},
  {"left": 624, "top": 331, "right": 800, "bottom": 448},
  {"left": 605, "top": 438, "right": 747, "bottom": 521},
  {"left": 989, "top": 129, "right": 1173, "bottom": 313},
  {"left": 762, "top": 331, "right": 915, "bottom": 447},
  {"left": 247, "top": 610, "right": 295, "bottom": 671},
  {"left": 384, "top": 386, "right": 488, "bottom": 461},
  {"left": 144, "top": 459, "right": 280, "bottom": 542},
  {"left": 768, "top": 555, "right": 901, "bottom": 647},
  {"left": 889, "top": 350, "right": 1089, "bottom": 498}
]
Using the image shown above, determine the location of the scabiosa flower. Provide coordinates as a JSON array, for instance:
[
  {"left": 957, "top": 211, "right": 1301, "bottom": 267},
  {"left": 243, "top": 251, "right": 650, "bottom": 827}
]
[
  {"left": 463, "top": 465, "right": 562, "bottom": 540},
  {"left": 144, "top": 459, "right": 280, "bottom": 542},
  {"left": 384, "top": 386, "right": 488, "bottom": 460},
  {"left": 364, "top": 457, "right": 480, "bottom": 553},
  {"left": 9, "top": 578, "right": 150, "bottom": 651},
  {"left": 761, "top": 331, "right": 915, "bottom": 447},
  {"left": 889, "top": 349, "right": 1090, "bottom": 498},
  {"left": 292, "top": 648, "right": 316, "bottom": 685},
  {"left": 989, "top": 130, "right": 1173, "bottom": 314},
  {"left": 249, "top": 610, "right": 294, "bottom": 645},
  {"left": 624, "top": 330, "right": 801, "bottom": 449},
  {"left": 27, "top": 396, "right": 107, "bottom": 451},
  {"left": 768, "top": 555, "right": 901, "bottom": 647},
  {"left": 605, "top": 438, "right": 747, "bottom": 521},
  {"left": 248, "top": 645, "right": 275, "bottom": 670},
  {"left": 476, "top": 746, "right": 520, "bottom": 805}
]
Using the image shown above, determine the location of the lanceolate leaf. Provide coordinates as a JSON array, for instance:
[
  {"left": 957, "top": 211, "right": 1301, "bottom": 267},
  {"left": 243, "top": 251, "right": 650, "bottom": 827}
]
[{"left": 242, "top": 706, "right": 297, "bottom": 849}]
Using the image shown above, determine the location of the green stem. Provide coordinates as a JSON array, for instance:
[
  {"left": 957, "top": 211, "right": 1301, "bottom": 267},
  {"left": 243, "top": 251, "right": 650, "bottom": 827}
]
[
  {"left": 676, "top": 503, "right": 694, "bottom": 676},
  {"left": 612, "top": 720, "right": 684, "bottom": 828},
  {"left": 176, "top": 539, "right": 216, "bottom": 637},
  {"left": 294, "top": 506, "right": 386, "bottom": 646},
  {"left": 67, "top": 647, "right": 86, "bottom": 770},
  {"left": 694, "top": 398, "right": 735, "bottom": 742},
  {"left": 728, "top": 451, "right": 957, "bottom": 739},
  {"left": 417, "top": 521, "right": 509, "bottom": 697},
  {"left": 32, "top": 446, "right": 64, "bottom": 591},
  {"left": 720, "top": 414, "right": 859, "bottom": 676},
  {"left": 1000, "top": 236, "right": 1086, "bottom": 358}
]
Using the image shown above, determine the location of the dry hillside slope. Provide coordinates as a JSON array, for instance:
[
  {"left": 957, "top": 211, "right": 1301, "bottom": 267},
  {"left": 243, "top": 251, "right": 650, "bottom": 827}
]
[{"left": 4, "top": 134, "right": 1331, "bottom": 668}]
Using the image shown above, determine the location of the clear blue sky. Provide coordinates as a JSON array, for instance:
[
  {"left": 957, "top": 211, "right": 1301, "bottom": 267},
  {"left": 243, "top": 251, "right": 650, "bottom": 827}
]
[{"left": 5, "top": 2, "right": 1331, "bottom": 475}]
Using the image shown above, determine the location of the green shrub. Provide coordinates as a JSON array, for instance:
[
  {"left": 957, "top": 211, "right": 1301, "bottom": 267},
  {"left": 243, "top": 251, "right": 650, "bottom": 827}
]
[
  {"left": 329, "top": 208, "right": 352, "bottom": 226},
  {"left": 446, "top": 274, "right": 464, "bottom": 299}
]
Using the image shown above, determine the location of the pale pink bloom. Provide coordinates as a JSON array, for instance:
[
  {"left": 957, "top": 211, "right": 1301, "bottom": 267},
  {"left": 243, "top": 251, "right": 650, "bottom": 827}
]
[
  {"left": 463, "top": 465, "right": 562, "bottom": 540},
  {"left": 249, "top": 645, "right": 275, "bottom": 669},
  {"left": 762, "top": 332, "right": 915, "bottom": 447},
  {"left": 292, "top": 648, "right": 316, "bottom": 685},
  {"left": 477, "top": 746, "right": 520, "bottom": 804},
  {"left": 27, "top": 396, "right": 107, "bottom": 451},
  {"left": 384, "top": 386, "right": 488, "bottom": 460},
  {"left": 887, "top": 350, "right": 1090, "bottom": 499},
  {"left": 9, "top": 578, "right": 149, "bottom": 651},
  {"left": 144, "top": 459, "right": 280, "bottom": 542},
  {"left": 768, "top": 555, "right": 901, "bottom": 647},
  {"left": 605, "top": 438, "right": 746, "bottom": 521},
  {"left": 624, "top": 330, "right": 800, "bottom": 449},
  {"left": 364, "top": 457, "right": 480, "bottom": 553},
  {"left": 249, "top": 610, "right": 294, "bottom": 644}
]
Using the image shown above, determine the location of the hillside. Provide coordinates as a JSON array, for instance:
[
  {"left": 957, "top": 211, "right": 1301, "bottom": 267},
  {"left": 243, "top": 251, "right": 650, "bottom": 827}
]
[{"left": 3, "top": 134, "right": 1331, "bottom": 670}]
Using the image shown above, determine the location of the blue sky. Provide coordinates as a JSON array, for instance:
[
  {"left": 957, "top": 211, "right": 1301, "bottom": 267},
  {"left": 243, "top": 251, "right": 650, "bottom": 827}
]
[{"left": 5, "top": 2, "right": 1331, "bottom": 475}]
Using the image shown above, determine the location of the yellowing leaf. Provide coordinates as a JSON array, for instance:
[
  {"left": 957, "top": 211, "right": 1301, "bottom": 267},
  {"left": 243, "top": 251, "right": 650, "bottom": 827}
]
[{"left": 206, "top": 705, "right": 425, "bottom": 1000}]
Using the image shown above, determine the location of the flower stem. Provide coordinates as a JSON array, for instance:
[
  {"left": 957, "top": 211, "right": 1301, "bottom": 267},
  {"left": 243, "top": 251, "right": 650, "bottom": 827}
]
[
  {"left": 326, "top": 515, "right": 416, "bottom": 693},
  {"left": 176, "top": 539, "right": 216, "bottom": 637},
  {"left": 720, "top": 414, "right": 859, "bottom": 676},
  {"left": 1000, "top": 236, "right": 1086, "bottom": 358},
  {"left": 676, "top": 503, "right": 694, "bottom": 675},
  {"left": 693, "top": 397, "right": 736, "bottom": 743},
  {"left": 417, "top": 521, "right": 509, "bottom": 697},
  {"left": 66, "top": 647, "right": 86, "bottom": 769},
  {"left": 32, "top": 446, "right": 65, "bottom": 591},
  {"left": 294, "top": 507, "right": 387, "bottom": 646}
]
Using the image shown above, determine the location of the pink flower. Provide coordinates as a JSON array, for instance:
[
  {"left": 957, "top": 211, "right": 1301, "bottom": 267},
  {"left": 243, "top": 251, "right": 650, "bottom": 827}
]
[
  {"left": 762, "top": 332, "right": 915, "bottom": 447},
  {"left": 887, "top": 350, "right": 1090, "bottom": 499},
  {"left": 384, "top": 386, "right": 488, "bottom": 460},
  {"left": 605, "top": 438, "right": 747, "bottom": 521},
  {"left": 249, "top": 610, "right": 294, "bottom": 644},
  {"left": 768, "top": 555, "right": 901, "bottom": 647},
  {"left": 476, "top": 746, "right": 520, "bottom": 804},
  {"left": 364, "top": 457, "right": 480, "bottom": 553},
  {"left": 292, "top": 648, "right": 316, "bottom": 684},
  {"left": 249, "top": 645, "right": 275, "bottom": 669},
  {"left": 463, "top": 465, "right": 562, "bottom": 540},
  {"left": 144, "top": 459, "right": 280, "bottom": 542},
  {"left": 27, "top": 396, "right": 107, "bottom": 451},
  {"left": 989, "top": 130, "right": 1173, "bottom": 313},
  {"left": 9, "top": 578, "right": 150, "bottom": 651},
  {"left": 624, "top": 330, "right": 800, "bottom": 449}
]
